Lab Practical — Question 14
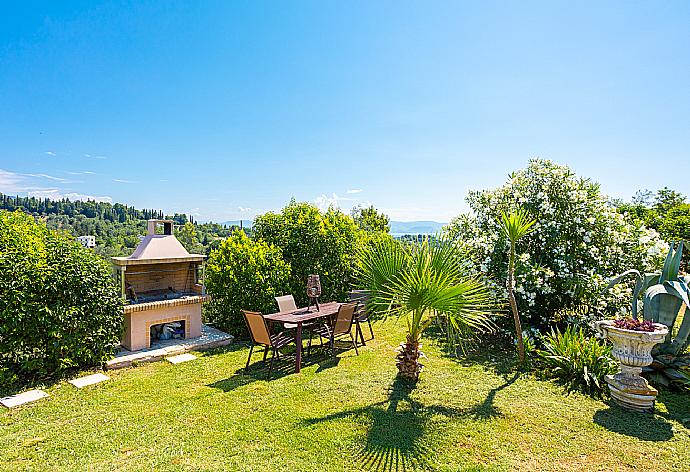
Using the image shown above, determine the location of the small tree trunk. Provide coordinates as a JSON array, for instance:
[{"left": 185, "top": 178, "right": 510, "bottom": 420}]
[
  {"left": 397, "top": 335, "right": 423, "bottom": 381},
  {"left": 508, "top": 246, "right": 526, "bottom": 364}
]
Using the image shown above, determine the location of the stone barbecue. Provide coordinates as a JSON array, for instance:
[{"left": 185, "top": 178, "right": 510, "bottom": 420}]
[{"left": 112, "top": 219, "right": 208, "bottom": 351}]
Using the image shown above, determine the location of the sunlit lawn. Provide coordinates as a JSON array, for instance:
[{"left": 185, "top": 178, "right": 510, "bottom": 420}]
[{"left": 1, "top": 322, "right": 689, "bottom": 471}]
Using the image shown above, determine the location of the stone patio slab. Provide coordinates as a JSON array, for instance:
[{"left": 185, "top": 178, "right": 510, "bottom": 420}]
[
  {"left": 166, "top": 353, "right": 197, "bottom": 364},
  {"left": 68, "top": 373, "right": 110, "bottom": 389},
  {"left": 106, "top": 324, "right": 233, "bottom": 370},
  {"left": 1, "top": 390, "right": 49, "bottom": 409}
]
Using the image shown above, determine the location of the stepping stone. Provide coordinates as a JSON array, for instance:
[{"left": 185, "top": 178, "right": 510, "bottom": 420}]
[
  {"left": 68, "top": 373, "right": 110, "bottom": 389},
  {"left": 1, "top": 390, "right": 49, "bottom": 409},
  {"left": 166, "top": 353, "right": 197, "bottom": 364}
]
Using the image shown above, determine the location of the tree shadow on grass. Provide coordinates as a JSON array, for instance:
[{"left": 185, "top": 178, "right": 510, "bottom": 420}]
[
  {"left": 302, "top": 377, "right": 500, "bottom": 471},
  {"left": 593, "top": 404, "right": 674, "bottom": 441},
  {"left": 207, "top": 348, "right": 338, "bottom": 392},
  {"left": 465, "top": 372, "right": 520, "bottom": 420}
]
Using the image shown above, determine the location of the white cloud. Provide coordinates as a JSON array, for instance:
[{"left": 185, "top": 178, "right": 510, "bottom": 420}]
[
  {"left": 113, "top": 179, "right": 137, "bottom": 184},
  {"left": 28, "top": 189, "right": 112, "bottom": 203},
  {"left": 346, "top": 189, "right": 363, "bottom": 194},
  {"left": 67, "top": 171, "right": 96, "bottom": 175},
  {"left": 44, "top": 151, "right": 56, "bottom": 156},
  {"left": 0, "top": 169, "right": 25, "bottom": 193},
  {"left": 314, "top": 193, "right": 357, "bottom": 211},
  {"left": 238, "top": 206, "right": 253, "bottom": 212}
]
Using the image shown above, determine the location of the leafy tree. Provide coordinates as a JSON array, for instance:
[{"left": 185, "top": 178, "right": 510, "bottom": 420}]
[
  {"left": 205, "top": 230, "right": 291, "bottom": 336},
  {"left": 655, "top": 187, "right": 686, "bottom": 214},
  {"left": 252, "top": 201, "right": 363, "bottom": 306},
  {"left": 499, "top": 209, "right": 536, "bottom": 364},
  {"left": 0, "top": 210, "right": 123, "bottom": 392},
  {"left": 175, "top": 222, "right": 205, "bottom": 254},
  {"left": 358, "top": 237, "right": 494, "bottom": 381},
  {"left": 351, "top": 205, "right": 390, "bottom": 233},
  {"left": 617, "top": 188, "right": 690, "bottom": 269}
]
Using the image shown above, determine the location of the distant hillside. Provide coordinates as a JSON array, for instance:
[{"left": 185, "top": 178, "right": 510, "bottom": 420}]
[
  {"left": 389, "top": 221, "right": 446, "bottom": 235},
  {"left": 220, "top": 220, "right": 253, "bottom": 229}
]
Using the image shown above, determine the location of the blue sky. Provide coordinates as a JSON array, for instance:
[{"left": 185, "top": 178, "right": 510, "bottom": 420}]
[{"left": 1, "top": 1, "right": 689, "bottom": 222}]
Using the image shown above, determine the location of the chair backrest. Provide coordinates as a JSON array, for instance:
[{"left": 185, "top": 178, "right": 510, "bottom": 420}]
[
  {"left": 348, "top": 290, "right": 369, "bottom": 302},
  {"left": 275, "top": 295, "right": 297, "bottom": 313},
  {"left": 333, "top": 303, "right": 357, "bottom": 335},
  {"left": 242, "top": 310, "right": 272, "bottom": 345}
]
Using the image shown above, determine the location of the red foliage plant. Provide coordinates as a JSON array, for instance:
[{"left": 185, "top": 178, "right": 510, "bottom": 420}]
[{"left": 613, "top": 318, "right": 657, "bottom": 332}]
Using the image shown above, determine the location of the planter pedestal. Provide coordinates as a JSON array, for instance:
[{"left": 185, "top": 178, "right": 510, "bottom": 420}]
[
  {"left": 595, "top": 320, "right": 668, "bottom": 413},
  {"left": 604, "top": 366, "right": 659, "bottom": 413}
]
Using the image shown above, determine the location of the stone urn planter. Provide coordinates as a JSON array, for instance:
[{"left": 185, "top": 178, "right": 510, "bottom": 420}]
[{"left": 595, "top": 320, "right": 669, "bottom": 412}]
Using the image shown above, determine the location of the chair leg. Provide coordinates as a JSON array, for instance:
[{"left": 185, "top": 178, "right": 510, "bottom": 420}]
[
  {"left": 269, "top": 347, "right": 276, "bottom": 378},
  {"left": 262, "top": 345, "right": 269, "bottom": 362},
  {"left": 368, "top": 319, "right": 374, "bottom": 339},
  {"left": 351, "top": 332, "right": 359, "bottom": 355},
  {"left": 330, "top": 335, "right": 336, "bottom": 359},
  {"left": 307, "top": 332, "right": 313, "bottom": 357},
  {"left": 245, "top": 344, "right": 254, "bottom": 370},
  {"left": 357, "top": 320, "right": 366, "bottom": 346}
]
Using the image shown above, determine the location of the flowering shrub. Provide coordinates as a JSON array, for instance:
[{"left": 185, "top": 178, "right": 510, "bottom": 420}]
[
  {"left": 444, "top": 159, "right": 667, "bottom": 329},
  {"left": 613, "top": 318, "right": 657, "bottom": 332}
]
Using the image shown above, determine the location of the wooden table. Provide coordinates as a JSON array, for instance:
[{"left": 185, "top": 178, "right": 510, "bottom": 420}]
[{"left": 264, "top": 302, "right": 342, "bottom": 373}]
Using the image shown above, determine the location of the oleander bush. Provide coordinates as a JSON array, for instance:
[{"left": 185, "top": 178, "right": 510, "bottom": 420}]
[
  {"left": 444, "top": 159, "right": 668, "bottom": 330},
  {"left": 0, "top": 210, "right": 122, "bottom": 392},
  {"left": 205, "top": 229, "right": 291, "bottom": 336},
  {"left": 537, "top": 325, "right": 617, "bottom": 397}
]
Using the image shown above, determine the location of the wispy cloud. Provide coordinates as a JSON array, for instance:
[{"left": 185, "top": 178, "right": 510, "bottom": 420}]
[
  {"left": 346, "top": 188, "right": 363, "bottom": 194},
  {"left": 28, "top": 189, "right": 112, "bottom": 203},
  {"left": 238, "top": 206, "right": 253, "bottom": 212},
  {"left": 25, "top": 173, "right": 71, "bottom": 183},
  {"left": 67, "top": 171, "right": 96, "bottom": 175},
  {"left": 0, "top": 169, "right": 25, "bottom": 193},
  {"left": 44, "top": 151, "right": 56, "bottom": 156},
  {"left": 0, "top": 169, "right": 111, "bottom": 203},
  {"left": 85, "top": 154, "right": 107, "bottom": 159},
  {"left": 113, "top": 179, "right": 137, "bottom": 184}
]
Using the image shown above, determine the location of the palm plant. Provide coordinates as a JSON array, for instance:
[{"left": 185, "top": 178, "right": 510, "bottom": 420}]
[
  {"left": 357, "top": 236, "right": 495, "bottom": 381},
  {"left": 498, "top": 209, "right": 536, "bottom": 364}
]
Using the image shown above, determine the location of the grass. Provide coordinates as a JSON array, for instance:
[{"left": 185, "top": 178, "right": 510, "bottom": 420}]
[{"left": 1, "top": 322, "right": 689, "bottom": 472}]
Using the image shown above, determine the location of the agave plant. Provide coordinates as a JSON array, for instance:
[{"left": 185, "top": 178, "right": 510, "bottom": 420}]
[
  {"left": 498, "top": 209, "right": 536, "bottom": 364},
  {"left": 606, "top": 241, "right": 690, "bottom": 388},
  {"left": 357, "top": 236, "right": 495, "bottom": 381}
]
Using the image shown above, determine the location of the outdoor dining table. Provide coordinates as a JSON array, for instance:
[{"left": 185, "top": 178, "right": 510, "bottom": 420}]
[{"left": 263, "top": 301, "right": 343, "bottom": 374}]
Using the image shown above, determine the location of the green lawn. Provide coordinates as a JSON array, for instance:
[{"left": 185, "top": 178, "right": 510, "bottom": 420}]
[{"left": 1, "top": 322, "right": 689, "bottom": 472}]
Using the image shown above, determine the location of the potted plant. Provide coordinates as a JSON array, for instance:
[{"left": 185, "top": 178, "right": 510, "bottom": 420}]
[
  {"left": 606, "top": 242, "right": 690, "bottom": 392},
  {"left": 595, "top": 318, "right": 668, "bottom": 412}
]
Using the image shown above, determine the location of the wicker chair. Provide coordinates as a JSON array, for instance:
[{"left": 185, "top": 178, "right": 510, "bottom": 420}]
[
  {"left": 349, "top": 290, "right": 374, "bottom": 345},
  {"left": 309, "top": 303, "right": 359, "bottom": 358},
  {"left": 242, "top": 310, "right": 296, "bottom": 377}
]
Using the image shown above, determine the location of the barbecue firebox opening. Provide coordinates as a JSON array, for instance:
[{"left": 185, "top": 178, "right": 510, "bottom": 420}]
[{"left": 150, "top": 320, "right": 186, "bottom": 343}]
